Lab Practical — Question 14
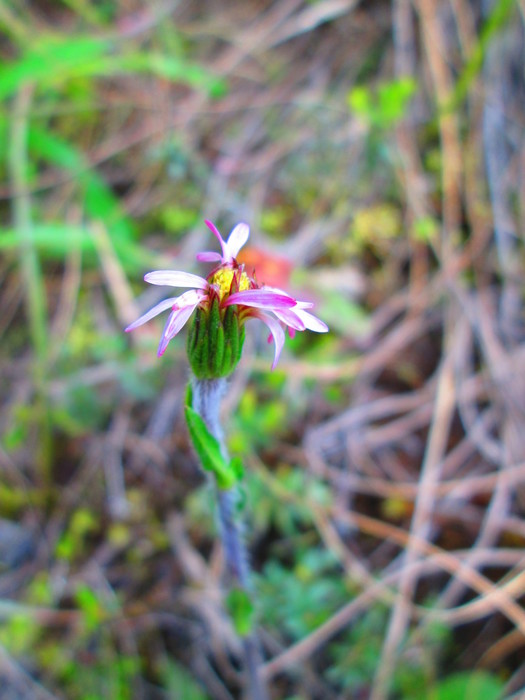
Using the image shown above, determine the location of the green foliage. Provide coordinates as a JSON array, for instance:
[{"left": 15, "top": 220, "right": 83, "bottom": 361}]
[
  {"left": 0, "top": 35, "right": 112, "bottom": 99},
  {"left": 260, "top": 205, "right": 293, "bottom": 239},
  {"left": 59, "top": 650, "right": 140, "bottom": 700},
  {"left": 184, "top": 402, "right": 242, "bottom": 490},
  {"left": 0, "top": 33, "right": 225, "bottom": 100},
  {"left": 327, "top": 605, "right": 390, "bottom": 692},
  {"left": 348, "top": 77, "right": 417, "bottom": 130},
  {"left": 448, "top": 0, "right": 516, "bottom": 111},
  {"left": 429, "top": 672, "right": 505, "bottom": 700},
  {"left": 327, "top": 606, "right": 451, "bottom": 697},
  {"left": 0, "top": 2, "right": 519, "bottom": 698},
  {"left": 230, "top": 386, "right": 290, "bottom": 450},
  {"left": 161, "top": 660, "right": 210, "bottom": 700},
  {"left": 225, "top": 587, "right": 256, "bottom": 637},
  {"left": 1, "top": 404, "right": 31, "bottom": 452},
  {"left": 248, "top": 466, "right": 332, "bottom": 536},
  {"left": 158, "top": 206, "right": 199, "bottom": 236},
  {"left": 55, "top": 508, "right": 98, "bottom": 562},
  {"left": 412, "top": 215, "right": 439, "bottom": 243},
  {"left": 27, "top": 126, "right": 144, "bottom": 269},
  {"left": 257, "top": 547, "right": 347, "bottom": 639},
  {"left": 74, "top": 584, "right": 107, "bottom": 633},
  {"left": 0, "top": 612, "right": 40, "bottom": 656}
]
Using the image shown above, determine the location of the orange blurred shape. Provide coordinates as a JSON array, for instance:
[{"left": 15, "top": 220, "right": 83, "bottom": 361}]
[{"left": 237, "top": 247, "right": 293, "bottom": 290}]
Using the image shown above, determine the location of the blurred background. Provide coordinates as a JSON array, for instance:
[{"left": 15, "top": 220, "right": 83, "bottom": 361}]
[{"left": 1, "top": 1, "right": 525, "bottom": 698}]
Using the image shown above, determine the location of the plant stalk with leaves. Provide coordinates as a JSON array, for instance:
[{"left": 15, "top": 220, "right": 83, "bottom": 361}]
[
  {"left": 187, "top": 378, "right": 265, "bottom": 700},
  {"left": 127, "top": 220, "right": 327, "bottom": 698}
]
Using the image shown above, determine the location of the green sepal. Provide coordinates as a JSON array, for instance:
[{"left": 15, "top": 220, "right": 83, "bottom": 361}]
[
  {"left": 222, "top": 338, "right": 233, "bottom": 375},
  {"left": 237, "top": 325, "right": 245, "bottom": 363},
  {"left": 213, "top": 324, "right": 225, "bottom": 376},
  {"left": 185, "top": 382, "right": 193, "bottom": 409},
  {"left": 187, "top": 301, "right": 245, "bottom": 379},
  {"left": 230, "top": 456, "right": 244, "bottom": 481},
  {"left": 225, "top": 587, "right": 255, "bottom": 638},
  {"left": 228, "top": 308, "right": 239, "bottom": 363},
  {"left": 184, "top": 404, "right": 239, "bottom": 490}
]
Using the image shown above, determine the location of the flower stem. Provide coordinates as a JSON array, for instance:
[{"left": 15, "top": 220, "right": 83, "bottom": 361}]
[{"left": 192, "top": 378, "right": 268, "bottom": 700}]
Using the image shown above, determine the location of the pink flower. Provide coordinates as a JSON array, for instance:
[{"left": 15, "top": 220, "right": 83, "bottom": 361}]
[{"left": 125, "top": 221, "right": 328, "bottom": 369}]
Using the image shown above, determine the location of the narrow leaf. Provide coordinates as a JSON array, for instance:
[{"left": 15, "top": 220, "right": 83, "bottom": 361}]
[
  {"left": 184, "top": 405, "right": 236, "bottom": 489},
  {"left": 225, "top": 587, "right": 255, "bottom": 638}
]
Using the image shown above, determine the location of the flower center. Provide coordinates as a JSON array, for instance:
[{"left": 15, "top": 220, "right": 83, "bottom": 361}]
[{"left": 210, "top": 267, "right": 251, "bottom": 300}]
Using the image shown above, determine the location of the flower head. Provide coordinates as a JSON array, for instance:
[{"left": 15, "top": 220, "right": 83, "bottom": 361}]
[{"left": 125, "top": 221, "right": 328, "bottom": 375}]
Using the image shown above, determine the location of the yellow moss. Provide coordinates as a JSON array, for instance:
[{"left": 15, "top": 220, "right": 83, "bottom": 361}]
[{"left": 351, "top": 203, "right": 402, "bottom": 250}]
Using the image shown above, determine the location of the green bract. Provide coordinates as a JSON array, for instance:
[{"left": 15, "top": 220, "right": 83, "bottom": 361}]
[{"left": 187, "top": 297, "right": 245, "bottom": 379}]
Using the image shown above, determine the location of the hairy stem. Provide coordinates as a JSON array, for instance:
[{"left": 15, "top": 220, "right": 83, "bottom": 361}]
[{"left": 192, "top": 378, "right": 268, "bottom": 700}]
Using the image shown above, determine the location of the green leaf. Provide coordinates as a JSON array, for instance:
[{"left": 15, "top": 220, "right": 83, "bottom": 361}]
[
  {"left": 24, "top": 127, "right": 158, "bottom": 269},
  {"left": 184, "top": 405, "right": 238, "bottom": 490},
  {"left": 161, "top": 660, "right": 210, "bottom": 700},
  {"left": 74, "top": 584, "right": 105, "bottom": 633},
  {"left": 0, "top": 35, "right": 112, "bottom": 99},
  {"left": 347, "top": 85, "right": 371, "bottom": 117},
  {"left": 28, "top": 126, "right": 135, "bottom": 246},
  {"left": 430, "top": 672, "right": 504, "bottom": 700},
  {"left": 0, "top": 34, "right": 226, "bottom": 99},
  {"left": 230, "top": 456, "right": 244, "bottom": 481},
  {"left": 106, "top": 53, "right": 227, "bottom": 96},
  {"left": 347, "top": 78, "right": 417, "bottom": 129},
  {"left": 225, "top": 587, "right": 255, "bottom": 637},
  {"left": 446, "top": 0, "right": 515, "bottom": 111},
  {"left": 377, "top": 77, "right": 417, "bottom": 124},
  {"left": 0, "top": 222, "right": 156, "bottom": 268}
]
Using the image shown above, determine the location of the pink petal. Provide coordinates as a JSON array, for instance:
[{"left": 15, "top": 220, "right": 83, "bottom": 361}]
[
  {"left": 125, "top": 297, "right": 179, "bottom": 332},
  {"left": 196, "top": 251, "right": 222, "bottom": 263},
  {"left": 253, "top": 311, "right": 285, "bottom": 369},
  {"left": 144, "top": 270, "right": 208, "bottom": 289},
  {"left": 273, "top": 307, "right": 306, "bottom": 331},
  {"left": 262, "top": 286, "right": 313, "bottom": 308},
  {"left": 225, "top": 289, "right": 296, "bottom": 310},
  {"left": 273, "top": 308, "right": 306, "bottom": 331},
  {"left": 204, "top": 219, "right": 227, "bottom": 259},
  {"left": 225, "top": 223, "right": 249, "bottom": 260}
]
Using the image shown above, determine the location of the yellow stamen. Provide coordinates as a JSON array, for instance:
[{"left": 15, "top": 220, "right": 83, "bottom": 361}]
[{"left": 210, "top": 268, "right": 251, "bottom": 300}]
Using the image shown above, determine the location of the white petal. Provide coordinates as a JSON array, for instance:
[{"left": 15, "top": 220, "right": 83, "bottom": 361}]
[
  {"left": 144, "top": 270, "right": 208, "bottom": 289},
  {"left": 157, "top": 304, "right": 198, "bottom": 356},
  {"left": 253, "top": 311, "right": 285, "bottom": 369},
  {"left": 125, "top": 297, "right": 179, "bottom": 331},
  {"left": 295, "top": 308, "right": 329, "bottom": 333},
  {"left": 225, "top": 223, "right": 249, "bottom": 260}
]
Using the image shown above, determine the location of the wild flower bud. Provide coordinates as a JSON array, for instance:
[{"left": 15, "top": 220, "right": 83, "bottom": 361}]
[{"left": 187, "top": 294, "right": 246, "bottom": 379}]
